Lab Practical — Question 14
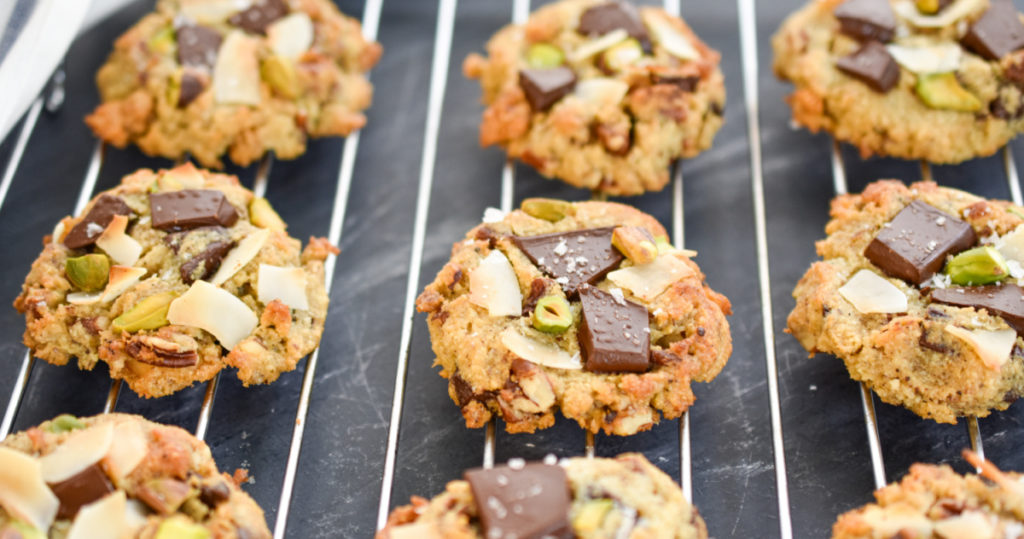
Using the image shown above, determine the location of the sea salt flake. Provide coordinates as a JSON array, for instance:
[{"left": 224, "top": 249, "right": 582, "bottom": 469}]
[
  {"left": 508, "top": 457, "right": 525, "bottom": 470},
  {"left": 553, "top": 239, "right": 568, "bottom": 256}
]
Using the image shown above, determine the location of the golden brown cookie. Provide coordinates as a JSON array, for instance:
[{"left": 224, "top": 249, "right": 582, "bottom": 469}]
[
  {"left": 773, "top": 0, "right": 1024, "bottom": 163},
  {"left": 15, "top": 163, "right": 334, "bottom": 397},
  {"left": 0, "top": 413, "right": 270, "bottom": 538},
  {"left": 379, "top": 453, "right": 707, "bottom": 539},
  {"left": 85, "top": 0, "right": 381, "bottom": 168},
  {"left": 416, "top": 199, "right": 732, "bottom": 436},
  {"left": 464, "top": 0, "right": 725, "bottom": 195}
]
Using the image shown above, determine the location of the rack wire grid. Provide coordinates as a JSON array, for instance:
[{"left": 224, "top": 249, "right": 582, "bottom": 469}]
[{"left": 1, "top": 0, "right": 1024, "bottom": 537}]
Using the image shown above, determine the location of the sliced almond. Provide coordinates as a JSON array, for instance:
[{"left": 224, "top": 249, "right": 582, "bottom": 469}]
[
  {"left": 574, "top": 78, "right": 630, "bottom": 107},
  {"left": 568, "top": 29, "right": 629, "bottom": 62},
  {"left": 124, "top": 499, "right": 150, "bottom": 532},
  {"left": 500, "top": 328, "right": 581, "bottom": 370},
  {"left": 933, "top": 512, "right": 993, "bottom": 538},
  {"left": 945, "top": 325, "right": 1016, "bottom": 370},
  {"left": 101, "top": 419, "right": 148, "bottom": 483},
  {"left": 167, "top": 280, "right": 258, "bottom": 350},
  {"left": 469, "top": 251, "right": 522, "bottom": 317},
  {"left": 257, "top": 264, "right": 309, "bottom": 310},
  {"left": 643, "top": 12, "right": 699, "bottom": 60},
  {"left": 838, "top": 269, "right": 908, "bottom": 314},
  {"left": 52, "top": 220, "right": 66, "bottom": 247},
  {"left": 67, "top": 291, "right": 103, "bottom": 305},
  {"left": 96, "top": 215, "right": 142, "bottom": 267},
  {"left": 0, "top": 447, "right": 59, "bottom": 532},
  {"left": 268, "top": 12, "right": 314, "bottom": 59},
  {"left": 66, "top": 491, "right": 126, "bottom": 539},
  {"left": 159, "top": 163, "right": 206, "bottom": 190},
  {"left": 180, "top": 0, "right": 252, "bottom": 24},
  {"left": 887, "top": 41, "right": 962, "bottom": 74},
  {"left": 607, "top": 254, "right": 694, "bottom": 302},
  {"left": 213, "top": 31, "right": 261, "bottom": 106},
  {"left": 39, "top": 423, "right": 114, "bottom": 484},
  {"left": 211, "top": 228, "right": 270, "bottom": 286},
  {"left": 893, "top": 0, "right": 985, "bottom": 28}
]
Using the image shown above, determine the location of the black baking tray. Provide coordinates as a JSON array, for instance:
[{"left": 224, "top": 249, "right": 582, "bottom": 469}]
[{"left": 3, "top": 0, "right": 1024, "bottom": 537}]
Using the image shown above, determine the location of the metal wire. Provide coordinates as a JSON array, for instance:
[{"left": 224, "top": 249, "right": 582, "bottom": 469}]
[{"left": 736, "top": 0, "right": 793, "bottom": 536}]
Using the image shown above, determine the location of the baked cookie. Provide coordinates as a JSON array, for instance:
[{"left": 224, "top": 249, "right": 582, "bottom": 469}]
[
  {"left": 378, "top": 452, "right": 707, "bottom": 539},
  {"left": 463, "top": 0, "right": 725, "bottom": 196},
  {"left": 85, "top": 0, "right": 381, "bottom": 168},
  {"left": 0, "top": 413, "right": 269, "bottom": 538},
  {"left": 833, "top": 451, "right": 1024, "bottom": 538},
  {"left": 416, "top": 199, "right": 732, "bottom": 436},
  {"left": 14, "top": 163, "right": 334, "bottom": 398},
  {"left": 788, "top": 180, "right": 1024, "bottom": 423},
  {"left": 773, "top": 0, "right": 1024, "bottom": 164}
]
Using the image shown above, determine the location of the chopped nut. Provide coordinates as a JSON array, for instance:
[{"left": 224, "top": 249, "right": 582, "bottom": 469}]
[
  {"left": 520, "top": 198, "right": 573, "bottom": 222},
  {"left": 112, "top": 292, "right": 176, "bottom": 333},
  {"left": 611, "top": 226, "right": 658, "bottom": 265},
  {"left": 249, "top": 197, "right": 287, "bottom": 231},
  {"left": 136, "top": 478, "right": 192, "bottom": 515},
  {"left": 65, "top": 254, "right": 110, "bottom": 292},
  {"left": 512, "top": 358, "right": 556, "bottom": 410}
]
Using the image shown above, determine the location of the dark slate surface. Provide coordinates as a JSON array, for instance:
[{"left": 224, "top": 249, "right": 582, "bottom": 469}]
[{"left": 1, "top": 0, "right": 1023, "bottom": 538}]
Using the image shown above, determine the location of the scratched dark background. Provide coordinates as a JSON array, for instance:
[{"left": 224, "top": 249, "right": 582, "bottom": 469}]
[{"left": 2, "top": 0, "right": 1024, "bottom": 537}]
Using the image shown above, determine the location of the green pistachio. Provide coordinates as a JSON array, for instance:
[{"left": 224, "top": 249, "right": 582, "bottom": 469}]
[
  {"left": 1008, "top": 206, "right": 1024, "bottom": 221},
  {"left": 181, "top": 496, "right": 210, "bottom": 521},
  {"left": 249, "top": 197, "right": 287, "bottom": 231},
  {"left": 261, "top": 55, "right": 300, "bottom": 99},
  {"left": 526, "top": 43, "right": 565, "bottom": 69},
  {"left": 601, "top": 38, "right": 644, "bottom": 72},
  {"left": 112, "top": 292, "right": 177, "bottom": 333},
  {"left": 45, "top": 414, "right": 86, "bottom": 434},
  {"left": 572, "top": 499, "right": 614, "bottom": 533},
  {"left": 147, "top": 26, "right": 176, "bottom": 56},
  {"left": 65, "top": 254, "right": 110, "bottom": 292},
  {"left": 914, "top": 0, "right": 945, "bottom": 14},
  {"left": 944, "top": 246, "right": 1010, "bottom": 285},
  {"left": 915, "top": 72, "right": 981, "bottom": 112},
  {"left": 154, "top": 517, "right": 211, "bottom": 539},
  {"left": 532, "top": 295, "right": 572, "bottom": 334},
  {"left": 166, "top": 70, "right": 182, "bottom": 107},
  {"left": 521, "top": 198, "right": 573, "bottom": 222},
  {"left": 654, "top": 235, "right": 674, "bottom": 254}
]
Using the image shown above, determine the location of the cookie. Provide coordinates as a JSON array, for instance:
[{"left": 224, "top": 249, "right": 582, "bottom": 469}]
[
  {"left": 772, "top": 0, "right": 1024, "bottom": 164},
  {"left": 415, "top": 199, "right": 732, "bottom": 436},
  {"left": 833, "top": 451, "right": 1024, "bottom": 538},
  {"left": 378, "top": 453, "right": 707, "bottom": 539},
  {"left": 85, "top": 0, "right": 381, "bottom": 168},
  {"left": 0, "top": 413, "right": 269, "bottom": 538},
  {"left": 463, "top": 0, "right": 725, "bottom": 196},
  {"left": 14, "top": 163, "right": 334, "bottom": 398},
  {"left": 787, "top": 180, "right": 1024, "bottom": 423}
]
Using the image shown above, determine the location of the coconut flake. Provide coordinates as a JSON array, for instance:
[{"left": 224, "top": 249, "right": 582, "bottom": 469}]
[
  {"left": 257, "top": 264, "right": 309, "bottom": 310},
  {"left": 0, "top": 447, "right": 59, "bottom": 533},
  {"left": 887, "top": 41, "right": 962, "bottom": 74},
  {"left": 945, "top": 325, "right": 1016, "bottom": 370},
  {"left": 997, "top": 224, "right": 1024, "bottom": 263},
  {"left": 482, "top": 207, "right": 505, "bottom": 224},
  {"left": 568, "top": 29, "right": 629, "bottom": 62},
  {"left": 607, "top": 254, "right": 694, "bottom": 302},
  {"left": 469, "top": 251, "right": 522, "bottom": 317},
  {"left": 102, "top": 419, "right": 148, "bottom": 482},
  {"left": 268, "top": 12, "right": 314, "bottom": 59},
  {"left": 500, "top": 328, "right": 581, "bottom": 370},
  {"left": 102, "top": 266, "right": 147, "bottom": 303},
  {"left": 167, "top": 280, "right": 258, "bottom": 350},
  {"left": 213, "top": 31, "right": 261, "bottom": 105},
  {"left": 574, "top": 78, "right": 629, "bottom": 107},
  {"left": 643, "top": 11, "right": 699, "bottom": 60},
  {"left": 95, "top": 215, "right": 142, "bottom": 266},
  {"left": 67, "top": 491, "right": 127, "bottom": 539},
  {"left": 211, "top": 228, "right": 270, "bottom": 286},
  {"left": 39, "top": 423, "right": 115, "bottom": 484},
  {"left": 180, "top": 0, "right": 252, "bottom": 23},
  {"left": 838, "top": 269, "right": 908, "bottom": 314}
]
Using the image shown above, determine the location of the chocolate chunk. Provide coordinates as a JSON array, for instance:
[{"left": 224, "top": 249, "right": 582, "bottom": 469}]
[
  {"left": 48, "top": 464, "right": 114, "bottom": 519},
  {"left": 577, "top": 2, "right": 651, "bottom": 49},
  {"left": 653, "top": 73, "right": 700, "bottom": 92},
  {"left": 833, "top": 0, "right": 896, "bottom": 42},
  {"left": 836, "top": 41, "right": 900, "bottom": 93},
  {"left": 519, "top": 67, "right": 577, "bottom": 112},
  {"left": 962, "top": 0, "right": 1024, "bottom": 61},
  {"left": 64, "top": 195, "right": 133, "bottom": 250},
  {"left": 464, "top": 462, "right": 573, "bottom": 539},
  {"left": 578, "top": 285, "right": 650, "bottom": 373},
  {"left": 199, "top": 481, "right": 231, "bottom": 507},
  {"left": 150, "top": 190, "right": 239, "bottom": 231},
  {"left": 865, "top": 201, "right": 977, "bottom": 285},
  {"left": 522, "top": 278, "right": 551, "bottom": 316},
  {"left": 178, "top": 70, "right": 205, "bottom": 107},
  {"left": 176, "top": 25, "right": 222, "bottom": 70},
  {"left": 180, "top": 240, "right": 235, "bottom": 284},
  {"left": 228, "top": 0, "right": 289, "bottom": 34},
  {"left": 931, "top": 284, "right": 1024, "bottom": 335},
  {"left": 513, "top": 227, "right": 624, "bottom": 296}
]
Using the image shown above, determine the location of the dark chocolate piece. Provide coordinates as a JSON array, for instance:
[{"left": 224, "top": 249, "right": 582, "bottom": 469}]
[
  {"left": 931, "top": 284, "right": 1024, "bottom": 335},
  {"left": 178, "top": 71, "right": 205, "bottom": 107},
  {"left": 864, "top": 201, "right": 977, "bottom": 285},
  {"left": 578, "top": 285, "right": 650, "bottom": 373},
  {"left": 464, "top": 462, "right": 573, "bottom": 539},
  {"left": 228, "top": 0, "right": 289, "bottom": 35},
  {"left": 653, "top": 73, "right": 700, "bottom": 92},
  {"left": 48, "top": 464, "right": 114, "bottom": 519},
  {"left": 176, "top": 25, "right": 222, "bottom": 70},
  {"left": 519, "top": 68, "right": 577, "bottom": 112},
  {"left": 63, "top": 195, "right": 133, "bottom": 250},
  {"left": 577, "top": 2, "right": 651, "bottom": 50},
  {"left": 199, "top": 481, "right": 231, "bottom": 507},
  {"left": 962, "top": 0, "right": 1024, "bottom": 61},
  {"left": 136, "top": 478, "right": 191, "bottom": 514},
  {"left": 513, "top": 227, "right": 624, "bottom": 296},
  {"left": 180, "top": 240, "right": 235, "bottom": 284},
  {"left": 150, "top": 190, "right": 239, "bottom": 231},
  {"left": 833, "top": 0, "right": 897, "bottom": 42},
  {"left": 836, "top": 41, "right": 900, "bottom": 93}
]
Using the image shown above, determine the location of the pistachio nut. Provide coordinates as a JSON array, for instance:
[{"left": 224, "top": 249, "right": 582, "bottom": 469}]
[
  {"left": 915, "top": 72, "right": 981, "bottom": 112},
  {"left": 147, "top": 26, "right": 176, "bottom": 55},
  {"left": 525, "top": 43, "right": 565, "bottom": 69},
  {"left": 155, "top": 517, "right": 211, "bottom": 539},
  {"left": 612, "top": 226, "right": 658, "bottom": 265},
  {"left": 112, "top": 292, "right": 177, "bottom": 333},
  {"left": 65, "top": 254, "right": 110, "bottom": 292},
  {"left": 945, "top": 246, "right": 1009, "bottom": 285},
  {"left": 521, "top": 198, "right": 573, "bottom": 222},
  {"left": 249, "top": 197, "right": 287, "bottom": 231},
  {"left": 601, "top": 38, "right": 644, "bottom": 72},
  {"left": 261, "top": 55, "right": 300, "bottom": 99},
  {"left": 0, "top": 521, "right": 44, "bottom": 539},
  {"left": 46, "top": 414, "right": 86, "bottom": 434},
  {"left": 654, "top": 235, "right": 673, "bottom": 254},
  {"left": 573, "top": 499, "right": 614, "bottom": 533},
  {"left": 532, "top": 295, "right": 572, "bottom": 334}
]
